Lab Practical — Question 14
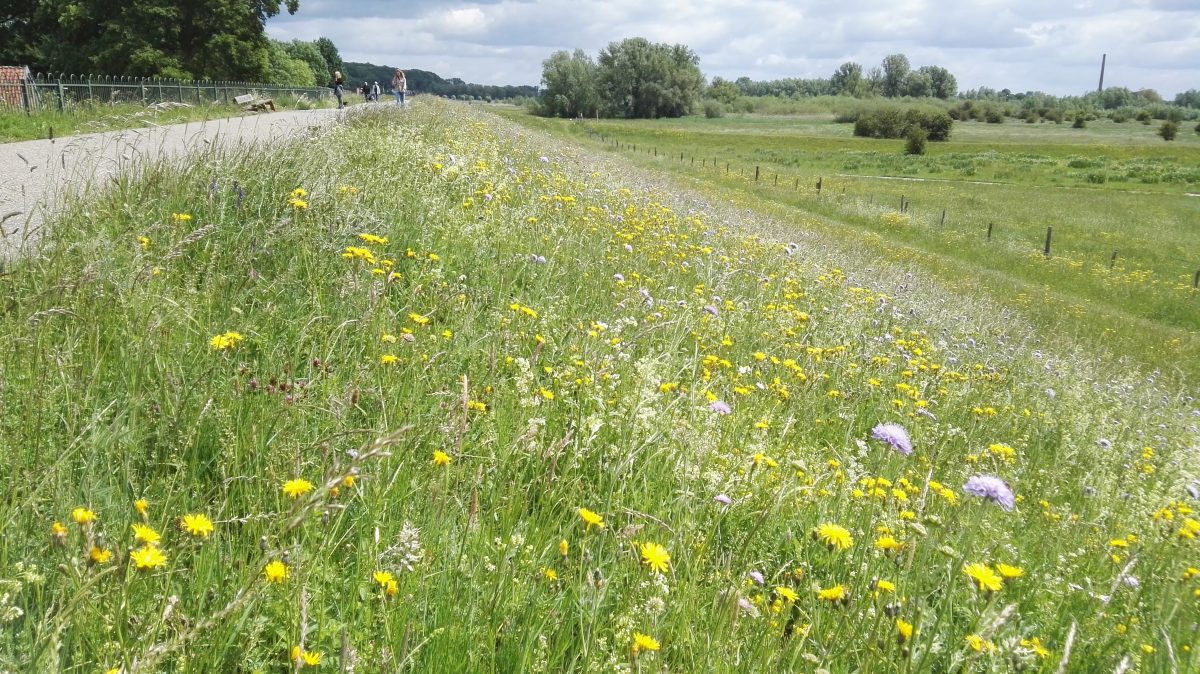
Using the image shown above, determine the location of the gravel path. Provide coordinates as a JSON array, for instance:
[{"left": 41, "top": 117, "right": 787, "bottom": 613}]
[{"left": 0, "top": 108, "right": 342, "bottom": 258}]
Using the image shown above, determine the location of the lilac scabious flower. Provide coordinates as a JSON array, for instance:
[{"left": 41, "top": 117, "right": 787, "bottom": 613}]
[
  {"left": 703, "top": 305, "right": 720, "bottom": 317},
  {"left": 963, "top": 475, "right": 1015, "bottom": 511},
  {"left": 748, "top": 570, "right": 765, "bottom": 585},
  {"left": 714, "top": 494, "right": 732, "bottom": 505},
  {"left": 709, "top": 400, "right": 732, "bottom": 415},
  {"left": 613, "top": 273, "right": 625, "bottom": 282},
  {"left": 871, "top": 422, "right": 912, "bottom": 456}
]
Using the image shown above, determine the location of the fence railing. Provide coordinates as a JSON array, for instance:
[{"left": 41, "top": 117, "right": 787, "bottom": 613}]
[{"left": 0, "top": 73, "right": 331, "bottom": 113}]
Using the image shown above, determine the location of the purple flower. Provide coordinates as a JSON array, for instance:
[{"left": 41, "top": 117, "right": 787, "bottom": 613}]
[
  {"left": 871, "top": 423, "right": 913, "bottom": 456},
  {"left": 748, "top": 571, "right": 764, "bottom": 585},
  {"left": 704, "top": 305, "right": 720, "bottom": 317},
  {"left": 709, "top": 400, "right": 732, "bottom": 415},
  {"left": 714, "top": 493, "right": 732, "bottom": 505},
  {"left": 613, "top": 273, "right": 625, "bottom": 282},
  {"left": 963, "top": 475, "right": 1015, "bottom": 511},
  {"left": 623, "top": 244, "right": 633, "bottom": 253}
]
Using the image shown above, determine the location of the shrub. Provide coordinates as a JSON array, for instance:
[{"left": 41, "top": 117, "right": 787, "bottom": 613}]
[
  {"left": 1072, "top": 114, "right": 1086, "bottom": 129},
  {"left": 1195, "top": 122, "right": 1200, "bottom": 134},
  {"left": 853, "top": 105, "right": 953, "bottom": 141},
  {"left": 703, "top": 99, "right": 725, "bottom": 118},
  {"left": 1158, "top": 121, "right": 1178, "bottom": 141},
  {"left": 904, "top": 126, "right": 928, "bottom": 155},
  {"left": 1136, "top": 110, "right": 1152, "bottom": 124},
  {"left": 984, "top": 108, "right": 1004, "bottom": 124}
]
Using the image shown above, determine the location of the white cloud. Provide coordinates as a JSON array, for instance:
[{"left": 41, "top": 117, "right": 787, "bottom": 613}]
[{"left": 267, "top": 0, "right": 1200, "bottom": 96}]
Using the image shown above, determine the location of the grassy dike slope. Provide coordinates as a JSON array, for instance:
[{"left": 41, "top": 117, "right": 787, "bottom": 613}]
[{"left": 0, "top": 101, "right": 1197, "bottom": 672}]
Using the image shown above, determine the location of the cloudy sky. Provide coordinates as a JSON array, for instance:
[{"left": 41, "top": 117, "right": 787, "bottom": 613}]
[{"left": 267, "top": 0, "right": 1199, "bottom": 97}]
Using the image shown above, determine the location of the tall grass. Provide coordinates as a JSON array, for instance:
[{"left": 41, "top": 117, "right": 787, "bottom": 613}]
[{"left": 0, "top": 101, "right": 1196, "bottom": 673}]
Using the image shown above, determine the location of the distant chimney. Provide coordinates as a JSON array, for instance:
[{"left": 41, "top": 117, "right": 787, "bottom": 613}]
[{"left": 1098, "top": 54, "right": 1106, "bottom": 93}]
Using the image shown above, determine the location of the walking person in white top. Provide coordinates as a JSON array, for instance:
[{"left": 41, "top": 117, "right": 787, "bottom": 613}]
[
  {"left": 392, "top": 69, "right": 407, "bottom": 106},
  {"left": 370, "top": 81, "right": 381, "bottom": 101}
]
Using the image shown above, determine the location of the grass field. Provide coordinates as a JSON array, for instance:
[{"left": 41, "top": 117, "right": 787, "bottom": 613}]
[
  {"left": 0, "top": 95, "right": 335, "bottom": 144},
  {"left": 496, "top": 109, "right": 1200, "bottom": 382},
  {"left": 1, "top": 101, "right": 1198, "bottom": 673}
]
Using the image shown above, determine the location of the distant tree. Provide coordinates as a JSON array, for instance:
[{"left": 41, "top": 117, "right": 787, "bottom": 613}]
[
  {"left": 917, "top": 65, "right": 957, "bottom": 99},
  {"left": 1158, "top": 121, "right": 1178, "bottom": 141},
  {"left": 314, "top": 37, "right": 344, "bottom": 78},
  {"left": 903, "top": 71, "right": 932, "bottom": 98},
  {"left": 881, "top": 53, "right": 910, "bottom": 97},
  {"left": 1135, "top": 88, "right": 1162, "bottom": 104},
  {"left": 268, "top": 40, "right": 316, "bottom": 86},
  {"left": 864, "top": 67, "right": 884, "bottom": 95},
  {"left": 595, "top": 38, "right": 704, "bottom": 118},
  {"left": 829, "top": 62, "right": 862, "bottom": 97},
  {"left": 1174, "top": 89, "right": 1200, "bottom": 109},
  {"left": 707, "top": 77, "right": 740, "bottom": 105},
  {"left": 538, "top": 49, "right": 599, "bottom": 118},
  {"left": 904, "top": 126, "right": 928, "bottom": 155},
  {"left": 284, "top": 40, "right": 328, "bottom": 84}
]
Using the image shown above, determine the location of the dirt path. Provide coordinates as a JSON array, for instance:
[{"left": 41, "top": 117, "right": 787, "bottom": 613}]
[{"left": 0, "top": 108, "right": 342, "bottom": 258}]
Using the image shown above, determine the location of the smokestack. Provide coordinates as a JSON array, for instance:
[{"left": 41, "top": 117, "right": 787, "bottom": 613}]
[{"left": 1098, "top": 54, "right": 1106, "bottom": 93}]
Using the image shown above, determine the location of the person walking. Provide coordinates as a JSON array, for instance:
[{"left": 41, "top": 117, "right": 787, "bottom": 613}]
[
  {"left": 332, "top": 70, "right": 345, "bottom": 109},
  {"left": 392, "top": 69, "right": 407, "bottom": 107},
  {"left": 371, "top": 81, "right": 381, "bottom": 102}
]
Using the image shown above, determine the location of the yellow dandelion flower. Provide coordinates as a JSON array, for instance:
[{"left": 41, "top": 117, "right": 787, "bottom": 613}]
[
  {"left": 134, "top": 498, "right": 149, "bottom": 520},
  {"left": 578, "top": 507, "right": 604, "bottom": 531},
  {"left": 282, "top": 478, "right": 315, "bottom": 499},
  {"left": 171, "top": 212, "right": 192, "bottom": 222},
  {"left": 51, "top": 521, "right": 68, "bottom": 542},
  {"left": 380, "top": 354, "right": 399, "bottom": 365},
  {"left": 432, "top": 450, "right": 452, "bottom": 466},
  {"left": 814, "top": 523, "right": 854, "bottom": 551},
  {"left": 631, "top": 632, "right": 660, "bottom": 654},
  {"left": 290, "top": 646, "right": 322, "bottom": 667},
  {"left": 358, "top": 233, "right": 389, "bottom": 245},
  {"left": 181, "top": 513, "right": 214, "bottom": 539},
  {"left": 964, "top": 563, "right": 1004, "bottom": 592},
  {"left": 994, "top": 563, "right": 1024, "bottom": 580},
  {"left": 965, "top": 634, "right": 994, "bottom": 653},
  {"left": 774, "top": 586, "right": 798, "bottom": 603},
  {"left": 71, "top": 507, "right": 97, "bottom": 525},
  {"left": 817, "top": 584, "right": 849, "bottom": 603},
  {"left": 559, "top": 538, "right": 569, "bottom": 556},
  {"left": 290, "top": 188, "right": 307, "bottom": 198},
  {"left": 373, "top": 570, "right": 395, "bottom": 588},
  {"left": 131, "top": 523, "right": 161, "bottom": 545},
  {"left": 264, "top": 560, "right": 289, "bottom": 583},
  {"left": 1020, "top": 637, "right": 1050, "bottom": 659},
  {"left": 896, "top": 618, "right": 915, "bottom": 643},
  {"left": 208, "top": 331, "right": 244, "bottom": 351},
  {"left": 138, "top": 236, "right": 150, "bottom": 250},
  {"left": 639, "top": 542, "right": 670, "bottom": 574},
  {"left": 89, "top": 546, "right": 113, "bottom": 564},
  {"left": 873, "top": 579, "right": 896, "bottom": 594},
  {"left": 875, "top": 535, "right": 904, "bottom": 552},
  {"left": 542, "top": 567, "right": 558, "bottom": 581},
  {"left": 408, "top": 312, "right": 431, "bottom": 326},
  {"left": 130, "top": 545, "right": 167, "bottom": 570}
]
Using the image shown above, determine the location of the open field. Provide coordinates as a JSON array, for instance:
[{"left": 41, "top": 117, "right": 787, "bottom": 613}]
[
  {"left": 496, "top": 109, "right": 1200, "bottom": 381},
  {"left": 1, "top": 102, "right": 1198, "bottom": 673}
]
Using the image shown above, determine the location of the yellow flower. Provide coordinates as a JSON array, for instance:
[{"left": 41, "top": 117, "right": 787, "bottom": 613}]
[
  {"left": 631, "top": 632, "right": 660, "bottom": 654},
  {"left": 51, "top": 521, "right": 68, "bottom": 542},
  {"left": 875, "top": 535, "right": 903, "bottom": 552},
  {"left": 130, "top": 545, "right": 167, "bottom": 570},
  {"left": 965, "top": 634, "right": 994, "bottom": 653},
  {"left": 994, "top": 563, "right": 1024, "bottom": 580},
  {"left": 289, "top": 197, "right": 308, "bottom": 209},
  {"left": 208, "top": 331, "right": 244, "bottom": 351},
  {"left": 578, "top": 508, "right": 604, "bottom": 531},
  {"left": 408, "top": 312, "right": 431, "bottom": 326},
  {"left": 89, "top": 546, "right": 113, "bottom": 564},
  {"left": 538, "top": 387, "right": 555, "bottom": 400},
  {"left": 774, "top": 586, "right": 798, "bottom": 603},
  {"left": 380, "top": 354, "right": 399, "bottom": 365},
  {"left": 639, "top": 542, "right": 670, "bottom": 574},
  {"left": 290, "top": 646, "right": 322, "bottom": 667},
  {"left": 282, "top": 479, "right": 315, "bottom": 499},
  {"left": 131, "top": 523, "right": 161, "bottom": 545},
  {"left": 264, "top": 560, "right": 289, "bottom": 583},
  {"left": 873, "top": 579, "right": 896, "bottom": 594},
  {"left": 559, "top": 539, "right": 569, "bottom": 556},
  {"left": 817, "top": 584, "right": 849, "bottom": 603},
  {"left": 134, "top": 498, "right": 149, "bottom": 520},
  {"left": 1020, "top": 637, "right": 1050, "bottom": 658},
  {"left": 896, "top": 618, "right": 915, "bottom": 643},
  {"left": 814, "top": 523, "right": 854, "bottom": 551},
  {"left": 542, "top": 567, "right": 558, "bottom": 581},
  {"left": 373, "top": 570, "right": 395, "bottom": 587},
  {"left": 171, "top": 212, "right": 192, "bottom": 222},
  {"left": 358, "top": 233, "right": 389, "bottom": 245},
  {"left": 432, "top": 450, "right": 452, "bottom": 466},
  {"left": 138, "top": 236, "right": 150, "bottom": 250},
  {"left": 964, "top": 563, "right": 1004, "bottom": 593},
  {"left": 71, "top": 507, "right": 97, "bottom": 525},
  {"left": 290, "top": 188, "right": 308, "bottom": 198},
  {"left": 181, "top": 513, "right": 214, "bottom": 539}
]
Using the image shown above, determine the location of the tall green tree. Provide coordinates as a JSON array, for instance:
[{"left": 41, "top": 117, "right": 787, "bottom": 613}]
[
  {"left": 595, "top": 38, "right": 704, "bottom": 118},
  {"left": 538, "top": 49, "right": 599, "bottom": 118},
  {"left": 829, "top": 62, "right": 862, "bottom": 96},
  {"left": 881, "top": 53, "right": 910, "bottom": 97},
  {"left": 314, "top": 37, "right": 344, "bottom": 79},
  {"left": 917, "top": 65, "right": 957, "bottom": 99}
]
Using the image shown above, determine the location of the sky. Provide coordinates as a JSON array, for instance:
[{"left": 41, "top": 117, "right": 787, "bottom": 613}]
[{"left": 267, "top": 0, "right": 1200, "bottom": 98}]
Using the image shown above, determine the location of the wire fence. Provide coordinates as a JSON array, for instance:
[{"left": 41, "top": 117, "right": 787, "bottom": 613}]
[{"left": 0, "top": 72, "right": 332, "bottom": 113}]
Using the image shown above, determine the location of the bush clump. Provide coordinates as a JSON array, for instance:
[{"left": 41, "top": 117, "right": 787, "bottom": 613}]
[
  {"left": 854, "top": 105, "right": 953, "bottom": 141},
  {"left": 904, "top": 126, "right": 928, "bottom": 155},
  {"left": 703, "top": 99, "right": 725, "bottom": 118},
  {"left": 1158, "top": 121, "right": 1178, "bottom": 141}
]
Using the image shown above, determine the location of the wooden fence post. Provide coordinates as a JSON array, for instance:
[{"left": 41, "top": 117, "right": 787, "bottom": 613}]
[
  {"left": 817, "top": 177, "right": 822, "bottom": 193},
  {"left": 755, "top": 166, "right": 760, "bottom": 182},
  {"left": 940, "top": 209, "right": 946, "bottom": 226},
  {"left": 1043, "top": 227, "right": 1052, "bottom": 257},
  {"left": 1109, "top": 250, "right": 1118, "bottom": 269},
  {"left": 56, "top": 75, "right": 64, "bottom": 111},
  {"left": 987, "top": 223, "right": 993, "bottom": 240},
  {"left": 1193, "top": 269, "right": 1200, "bottom": 289}
]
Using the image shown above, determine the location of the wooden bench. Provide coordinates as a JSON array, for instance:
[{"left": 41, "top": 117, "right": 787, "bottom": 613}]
[{"left": 235, "top": 94, "right": 275, "bottom": 112}]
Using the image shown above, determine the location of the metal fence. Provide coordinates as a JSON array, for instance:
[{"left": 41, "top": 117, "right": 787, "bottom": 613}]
[{"left": 0, "top": 73, "right": 332, "bottom": 113}]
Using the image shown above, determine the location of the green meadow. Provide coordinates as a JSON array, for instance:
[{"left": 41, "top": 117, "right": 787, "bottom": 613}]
[
  {"left": 0, "top": 102, "right": 1198, "bottom": 673},
  {"left": 498, "top": 109, "right": 1200, "bottom": 380}
]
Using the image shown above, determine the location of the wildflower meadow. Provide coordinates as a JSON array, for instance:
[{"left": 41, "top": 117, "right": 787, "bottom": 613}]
[{"left": 0, "top": 101, "right": 1197, "bottom": 672}]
